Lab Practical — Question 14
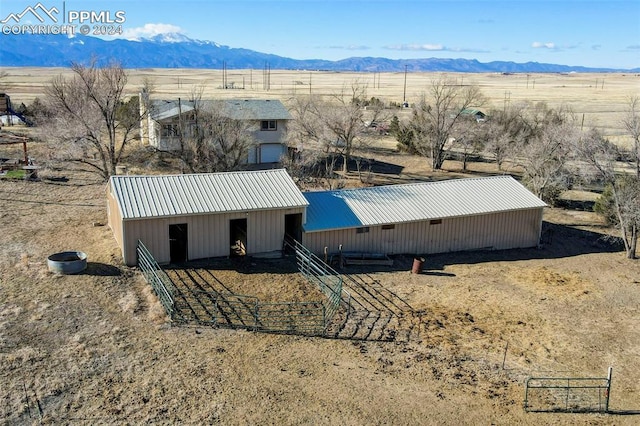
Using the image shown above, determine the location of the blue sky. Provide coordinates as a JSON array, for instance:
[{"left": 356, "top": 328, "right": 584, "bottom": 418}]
[{"left": 2, "top": 0, "right": 639, "bottom": 68}]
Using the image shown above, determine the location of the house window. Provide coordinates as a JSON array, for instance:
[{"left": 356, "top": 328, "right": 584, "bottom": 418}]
[
  {"left": 261, "top": 120, "right": 277, "bottom": 131},
  {"left": 430, "top": 219, "right": 442, "bottom": 225},
  {"left": 381, "top": 224, "right": 395, "bottom": 230},
  {"left": 356, "top": 227, "right": 370, "bottom": 234},
  {"left": 162, "top": 124, "right": 180, "bottom": 137}
]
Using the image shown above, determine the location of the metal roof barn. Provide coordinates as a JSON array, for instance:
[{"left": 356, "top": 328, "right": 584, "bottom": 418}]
[
  {"left": 107, "top": 171, "right": 546, "bottom": 267},
  {"left": 107, "top": 169, "right": 308, "bottom": 266},
  {"left": 301, "top": 176, "right": 546, "bottom": 256}
]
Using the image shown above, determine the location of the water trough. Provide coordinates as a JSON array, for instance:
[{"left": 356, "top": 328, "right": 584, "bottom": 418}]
[{"left": 47, "top": 251, "right": 87, "bottom": 274}]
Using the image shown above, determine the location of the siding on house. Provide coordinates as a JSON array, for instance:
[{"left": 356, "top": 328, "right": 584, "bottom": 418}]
[{"left": 144, "top": 99, "right": 292, "bottom": 164}]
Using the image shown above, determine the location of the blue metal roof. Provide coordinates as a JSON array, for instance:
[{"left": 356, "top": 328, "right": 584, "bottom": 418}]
[{"left": 303, "top": 176, "right": 546, "bottom": 232}]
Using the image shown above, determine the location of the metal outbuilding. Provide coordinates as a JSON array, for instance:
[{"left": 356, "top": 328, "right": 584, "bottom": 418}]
[
  {"left": 107, "top": 169, "right": 308, "bottom": 266},
  {"left": 301, "top": 176, "right": 547, "bottom": 255},
  {"left": 107, "top": 171, "right": 547, "bottom": 266}
]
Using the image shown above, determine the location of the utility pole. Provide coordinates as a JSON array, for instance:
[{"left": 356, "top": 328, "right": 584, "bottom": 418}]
[
  {"left": 403, "top": 65, "right": 408, "bottom": 105},
  {"left": 503, "top": 90, "right": 511, "bottom": 112}
]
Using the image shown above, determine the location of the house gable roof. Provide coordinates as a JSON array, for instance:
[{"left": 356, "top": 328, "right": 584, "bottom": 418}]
[
  {"left": 149, "top": 99, "right": 292, "bottom": 121},
  {"left": 302, "top": 176, "right": 546, "bottom": 232},
  {"left": 110, "top": 169, "right": 308, "bottom": 220}
]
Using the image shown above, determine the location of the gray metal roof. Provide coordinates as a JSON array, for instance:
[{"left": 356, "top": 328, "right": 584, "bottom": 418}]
[
  {"left": 303, "top": 176, "right": 546, "bottom": 232},
  {"left": 149, "top": 99, "right": 292, "bottom": 121},
  {"left": 110, "top": 169, "right": 308, "bottom": 220}
]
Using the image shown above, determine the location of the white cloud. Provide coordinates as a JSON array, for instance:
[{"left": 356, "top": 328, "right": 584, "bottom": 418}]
[
  {"left": 532, "top": 41, "right": 556, "bottom": 49},
  {"left": 120, "top": 23, "right": 185, "bottom": 40},
  {"left": 327, "top": 45, "right": 370, "bottom": 50},
  {"left": 386, "top": 43, "right": 445, "bottom": 51},
  {"left": 384, "top": 44, "right": 488, "bottom": 53}
]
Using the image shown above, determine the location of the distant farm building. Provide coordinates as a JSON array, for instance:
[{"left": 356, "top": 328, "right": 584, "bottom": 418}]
[
  {"left": 460, "top": 108, "right": 487, "bottom": 122},
  {"left": 107, "top": 170, "right": 546, "bottom": 266},
  {"left": 140, "top": 97, "right": 292, "bottom": 165},
  {"left": 0, "top": 94, "right": 31, "bottom": 126}
]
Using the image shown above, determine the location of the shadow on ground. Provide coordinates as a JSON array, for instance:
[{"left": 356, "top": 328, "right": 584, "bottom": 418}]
[
  {"left": 339, "top": 221, "right": 623, "bottom": 275},
  {"left": 84, "top": 262, "right": 122, "bottom": 276}
]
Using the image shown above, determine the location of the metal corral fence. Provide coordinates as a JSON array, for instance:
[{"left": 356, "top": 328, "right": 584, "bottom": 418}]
[
  {"left": 137, "top": 239, "right": 348, "bottom": 336},
  {"left": 137, "top": 240, "right": 176, "bottom": 319},
  {"left": 524, "top": 367, "right": 612, "bottom": 413},
  {"left": 284, "top": 236, "right": 351, "bottom": 323}
]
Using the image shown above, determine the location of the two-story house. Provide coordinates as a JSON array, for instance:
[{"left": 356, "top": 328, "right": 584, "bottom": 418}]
[{"left": 141, "top": 97, "right": 292, "bottom": 165}]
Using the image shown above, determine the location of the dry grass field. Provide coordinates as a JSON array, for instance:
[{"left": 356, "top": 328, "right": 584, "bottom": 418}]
[
  {"left": 1, "top": 68, "right": 640, "bottom": 424},
  {"left": 2, "top": 67, "right": 639, "bottom": 146}
]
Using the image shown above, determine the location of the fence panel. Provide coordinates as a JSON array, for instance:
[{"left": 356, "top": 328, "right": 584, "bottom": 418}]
[
  {"left": 524, "top": 367, "right": 612, "bottom": 413},
  {"left": 285, "top": 237, "right": 350, "bottom": 329},
  {"left": 137, "top": 240, "right": 176, "bottom": 320},
  {"left": 213, "top": 293, "right": 259, "bottom": 330},
  {"left": 139, "top": 238, "right": 352, "bottom": 336},
  {"left": 257, "top": 301, "right": 325, "bottom": 335}
]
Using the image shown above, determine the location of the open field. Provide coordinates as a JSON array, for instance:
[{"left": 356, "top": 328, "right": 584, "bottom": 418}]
[
  {"left": 1, "top": 67, "right": 640, "bottom": 423},
  {"left": 2, "top": 67, "right": 639, "bottom": 147},
  {"left": 2, "top": 140, "right": 640, "bottom": 423}
]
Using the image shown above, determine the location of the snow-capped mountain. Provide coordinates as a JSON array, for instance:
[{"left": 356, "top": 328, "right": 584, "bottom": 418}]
[{"left": 0, "top": 33, "right": 635, "bottom": 73}]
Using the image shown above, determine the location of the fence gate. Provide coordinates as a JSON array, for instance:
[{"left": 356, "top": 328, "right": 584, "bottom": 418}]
[{"left": 524, "top": 367, "right": 612, "bottom": 413}]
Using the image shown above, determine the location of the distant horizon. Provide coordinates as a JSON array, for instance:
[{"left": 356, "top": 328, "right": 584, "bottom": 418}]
[
  {"left": 1, "top": 1, "right": 638, "bottom": 69},
  {"left": 94, "top": 33, "right": 640, "bottom": 71}
]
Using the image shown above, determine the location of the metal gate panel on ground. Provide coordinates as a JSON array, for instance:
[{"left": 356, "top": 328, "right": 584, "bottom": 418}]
[{"left": 524, "top": 367, "right": 612, "bottom": 413}]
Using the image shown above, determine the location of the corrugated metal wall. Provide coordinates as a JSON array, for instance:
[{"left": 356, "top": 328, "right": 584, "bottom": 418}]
[
  {"left": 106, "top": 186, "right": 124, "bottom": 260},
  {"left": 120, "top": 207, "right": 305, "bottom": 266},
  {"left": 302, "top": 208, "right": 544, "bottom": 256}
]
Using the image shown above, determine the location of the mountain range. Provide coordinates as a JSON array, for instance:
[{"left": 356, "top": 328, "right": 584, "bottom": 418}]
[{"left": 1, "top": 33, "right": 637, "bottom": 73}]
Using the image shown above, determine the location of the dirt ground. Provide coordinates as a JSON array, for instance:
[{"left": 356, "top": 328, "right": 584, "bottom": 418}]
[{"left": 2, "top": 138, "right": 640, "bottom": 425}]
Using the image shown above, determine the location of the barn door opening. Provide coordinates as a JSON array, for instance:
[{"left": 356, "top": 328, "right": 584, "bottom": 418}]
[
  {"left": 169, "top": 223, "right": 188, "bottom": 263},
  {"left": 285, "top": 213, "right": 302, "bottom": 242},
  {"left": 230, "top": 218, "right": 247, "bottom": 256}
]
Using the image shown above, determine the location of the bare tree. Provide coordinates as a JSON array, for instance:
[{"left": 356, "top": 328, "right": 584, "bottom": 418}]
[
  {"left": 621, "top": 95, "right": 640, "bottom": 178},
  {"left": 574, "top": 128, "right": 639, "bottom": 259},
  {"left": 409, "top": 77, "right": 486, "bottom": 170},
  {"left": 518, "top": 120, "right": 575, "bottom": 202},
  {"left": 480, "top": 103, "right": 529, "bottom": 170},
  {"left": 42, "top": 60, "right": 141, "bottom": 180},
  {"left": 287, "top": 81, "right": 386, "bottom": 174},
  {"left": 503, "top": 103, "right": 575, "bottom": 203},
  {"left": 452, "top": 117, "right": 485, "bottom": 171},
  {"left": 170, "top": 88, "right": 256, "bottom": 173}
]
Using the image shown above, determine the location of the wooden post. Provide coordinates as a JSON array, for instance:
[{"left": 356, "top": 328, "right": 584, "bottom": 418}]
[
  {"left": 502, "top": 341, "right": 509, "bottom": 369},
  {"left": 605, "top": 366, "right": 612, "bottom": 413}
]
